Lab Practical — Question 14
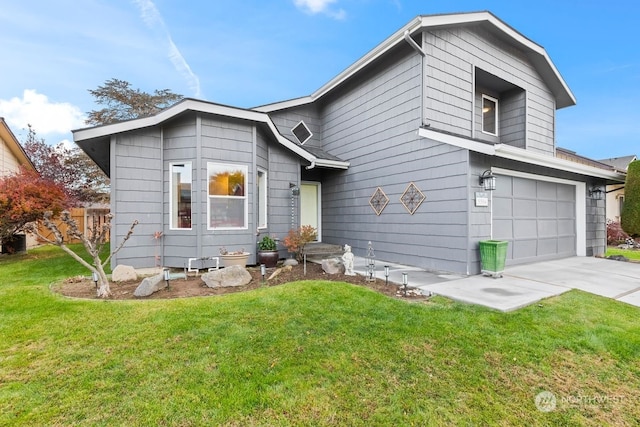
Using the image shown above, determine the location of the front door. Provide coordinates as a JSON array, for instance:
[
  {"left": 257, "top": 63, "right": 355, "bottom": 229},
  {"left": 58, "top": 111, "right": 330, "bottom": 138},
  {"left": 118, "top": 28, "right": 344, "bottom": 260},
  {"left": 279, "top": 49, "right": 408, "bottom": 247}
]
[{"left": 300, "top": 182, "right": 321, "bottom": 241}]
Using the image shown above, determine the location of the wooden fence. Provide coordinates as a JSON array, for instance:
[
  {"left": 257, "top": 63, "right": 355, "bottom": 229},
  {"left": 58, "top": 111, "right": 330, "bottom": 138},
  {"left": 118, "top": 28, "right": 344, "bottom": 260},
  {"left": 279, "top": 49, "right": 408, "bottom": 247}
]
[{"left": 37, "top": 207, "right": 111, "bottom": 243}]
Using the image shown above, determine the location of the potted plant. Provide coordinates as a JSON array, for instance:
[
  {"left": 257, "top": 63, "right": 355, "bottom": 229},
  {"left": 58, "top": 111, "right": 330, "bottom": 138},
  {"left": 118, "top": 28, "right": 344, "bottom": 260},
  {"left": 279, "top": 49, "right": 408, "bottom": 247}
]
[
  {"left": 257, "top": 235, "right": 279, "bottom": 268},
  {"left": 219, "top": 247, "right": 250, "bottom": 268}
]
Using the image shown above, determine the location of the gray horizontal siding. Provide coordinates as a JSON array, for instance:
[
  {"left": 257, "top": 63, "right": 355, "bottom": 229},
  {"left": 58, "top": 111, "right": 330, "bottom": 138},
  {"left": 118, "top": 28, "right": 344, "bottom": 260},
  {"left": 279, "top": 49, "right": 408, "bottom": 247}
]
[
  {"left": 112, "top": 131, "right": 163, "bottom": 268},
  {"left": 424, "top": 26, "right": 556, "bottom": 155}
]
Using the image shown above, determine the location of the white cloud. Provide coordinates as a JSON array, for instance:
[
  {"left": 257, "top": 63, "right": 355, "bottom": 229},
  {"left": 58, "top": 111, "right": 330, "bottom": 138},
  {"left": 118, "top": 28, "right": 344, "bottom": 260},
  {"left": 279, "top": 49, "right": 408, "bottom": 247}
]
[
  {"left": 0, "top": 89, "right": 85, "bottom": 136},
  {"left": 133, "top": 0, "right": 202, "bottom": 97},
  {"left": 293, "top": 0, "right": 346, "bottom": 19}
]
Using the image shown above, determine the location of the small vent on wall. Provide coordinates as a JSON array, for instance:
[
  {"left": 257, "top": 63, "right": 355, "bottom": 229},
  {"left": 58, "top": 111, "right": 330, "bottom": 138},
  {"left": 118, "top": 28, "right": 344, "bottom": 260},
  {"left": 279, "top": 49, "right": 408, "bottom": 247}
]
[{"left": 291, "top": 121, "right": 313, "bottom": 145}]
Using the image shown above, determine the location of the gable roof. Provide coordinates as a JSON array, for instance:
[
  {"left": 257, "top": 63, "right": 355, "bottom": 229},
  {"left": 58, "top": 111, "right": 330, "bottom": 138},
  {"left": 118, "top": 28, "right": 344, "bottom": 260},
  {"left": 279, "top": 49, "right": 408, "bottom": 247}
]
[
  {"left": 73, "top": 98, "right": 349, "bottom": 176},
  {"left": 254, "top": 11, "right": 576, "bottom": 112},
  {"left": 0, "top": 117, "right": 35, "bottom": 174}
]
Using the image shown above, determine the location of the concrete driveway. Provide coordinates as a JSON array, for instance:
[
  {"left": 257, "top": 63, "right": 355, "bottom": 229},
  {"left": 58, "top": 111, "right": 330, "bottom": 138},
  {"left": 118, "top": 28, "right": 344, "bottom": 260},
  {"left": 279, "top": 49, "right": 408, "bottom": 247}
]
[{"left": 420, "top": 257, "right": 640, "bottom": 312}]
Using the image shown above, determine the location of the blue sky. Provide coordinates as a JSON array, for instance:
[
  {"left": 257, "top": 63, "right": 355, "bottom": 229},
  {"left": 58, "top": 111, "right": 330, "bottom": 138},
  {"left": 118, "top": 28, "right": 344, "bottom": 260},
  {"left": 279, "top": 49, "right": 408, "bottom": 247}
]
[{"left": 1, "top": 0, "right": 638, "bottom": 160}]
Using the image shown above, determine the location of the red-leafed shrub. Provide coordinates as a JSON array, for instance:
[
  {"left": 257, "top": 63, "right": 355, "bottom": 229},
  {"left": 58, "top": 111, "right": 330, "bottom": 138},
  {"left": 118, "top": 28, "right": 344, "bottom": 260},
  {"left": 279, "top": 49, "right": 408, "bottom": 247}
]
[
  {"left": 607, "top": 220, "right": 629, "bottom": 246},
  {"left": 0, "top": 167, "right": 68, "bottom": 241}
]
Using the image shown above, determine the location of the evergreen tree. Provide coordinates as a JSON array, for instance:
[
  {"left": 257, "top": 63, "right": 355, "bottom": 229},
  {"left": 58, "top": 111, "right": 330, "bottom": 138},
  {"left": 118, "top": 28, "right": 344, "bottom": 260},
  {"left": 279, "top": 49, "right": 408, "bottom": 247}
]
[{"left": 621, "top": 160, "right": 640, "bottom": 236}]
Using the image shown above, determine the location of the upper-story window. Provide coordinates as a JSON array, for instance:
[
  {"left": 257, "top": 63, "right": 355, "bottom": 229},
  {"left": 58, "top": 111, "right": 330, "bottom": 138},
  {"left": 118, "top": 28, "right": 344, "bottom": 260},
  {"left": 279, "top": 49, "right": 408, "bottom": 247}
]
[
  {"left": 482, "top": 94, "right": 498, "bottom": 135},
  {"left": 170, "top": 162, "right": 192, "bottom": 229},
  {"left": 208, "top": 162, "right": 248, "bottom": 229}
]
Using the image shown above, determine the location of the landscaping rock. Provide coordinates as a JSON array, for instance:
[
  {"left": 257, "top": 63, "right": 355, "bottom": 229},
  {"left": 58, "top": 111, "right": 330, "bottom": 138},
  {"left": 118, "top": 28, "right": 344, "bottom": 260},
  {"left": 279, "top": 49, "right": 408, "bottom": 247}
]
[
  {"left": 283, "top": 258, "right": 298, "bottom": 266},
  {"left": 202, "top": 265, "right": 252, "bottom": 288},
  {"left": 322, "top": 258, "right": 344, "bottom": 275},
  {"left": 112, "top": 265, "right": 137, "bottom": 282},
  {"left": 133, "top": 273, "right": 167, "bottom": 297}
]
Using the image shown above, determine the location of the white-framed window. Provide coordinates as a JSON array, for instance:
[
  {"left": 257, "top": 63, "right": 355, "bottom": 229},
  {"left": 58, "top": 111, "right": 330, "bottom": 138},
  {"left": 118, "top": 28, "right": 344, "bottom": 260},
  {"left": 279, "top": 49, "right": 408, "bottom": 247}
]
[
  {"left": 257, "top": 168, "right": 267, "bottom": 229},
  {"left": 207, "top": 162, "right": 248, "bottom": 229},
  {"left": 170, "top": 162, "right": 192, "bottom": 230},
  {"left": 482, "top": 94, "right": 498, "bottom": 135}
]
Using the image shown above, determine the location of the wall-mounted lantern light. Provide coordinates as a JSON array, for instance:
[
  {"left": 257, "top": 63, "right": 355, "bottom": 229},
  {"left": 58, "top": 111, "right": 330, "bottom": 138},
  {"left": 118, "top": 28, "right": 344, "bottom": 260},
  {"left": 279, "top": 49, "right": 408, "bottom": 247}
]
[
  {"left": 589, "top": 187, "right": 604, "bottom": 200},
  {"left": 479, "top": 170, "right": 496, "bottom": 191},
  {"left": 289, "top": 182, "right": 300, "bottom": 196}
]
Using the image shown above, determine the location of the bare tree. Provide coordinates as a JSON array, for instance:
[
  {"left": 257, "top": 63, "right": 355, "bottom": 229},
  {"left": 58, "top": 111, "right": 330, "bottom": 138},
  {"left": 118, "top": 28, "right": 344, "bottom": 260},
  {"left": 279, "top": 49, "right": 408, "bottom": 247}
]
[{"left": 28, "top": 212, "right": 138, "bottom": 298}]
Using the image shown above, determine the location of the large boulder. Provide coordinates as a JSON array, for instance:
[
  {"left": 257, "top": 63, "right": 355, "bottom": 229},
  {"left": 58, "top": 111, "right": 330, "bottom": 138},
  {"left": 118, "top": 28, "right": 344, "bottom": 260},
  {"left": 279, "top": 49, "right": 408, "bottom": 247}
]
[
  {"left": 202, "top": 265, "right": 252, "bottom": 288},
  {"left": 322, "top": 258, "right": 345, "bottom": 275},
  {"left": 133, "top": 273, "right": 167, "bottom": 297},
  {"left": 112, "top": 265, "right": 137, "bottom": 282}
]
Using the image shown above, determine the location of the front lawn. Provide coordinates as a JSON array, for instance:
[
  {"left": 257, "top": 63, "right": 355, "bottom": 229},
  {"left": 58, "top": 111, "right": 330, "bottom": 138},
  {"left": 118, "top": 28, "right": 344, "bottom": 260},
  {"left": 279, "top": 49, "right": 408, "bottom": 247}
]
[
  {"left": 1, "top": 245, "right": 639, "bottom": 425},
  {"left": 606, "top": 246, "right": 640, "bottom": 261}
]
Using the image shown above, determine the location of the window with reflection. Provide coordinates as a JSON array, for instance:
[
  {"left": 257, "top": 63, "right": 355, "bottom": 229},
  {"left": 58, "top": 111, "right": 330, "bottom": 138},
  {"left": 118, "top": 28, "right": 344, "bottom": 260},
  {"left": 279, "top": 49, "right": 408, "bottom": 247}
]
[
  {"left": 208, "top": 163, "right": 247, "bottom": 229},
  {"left": 482, "top": 95, "right": 498, "bottom": 135}
]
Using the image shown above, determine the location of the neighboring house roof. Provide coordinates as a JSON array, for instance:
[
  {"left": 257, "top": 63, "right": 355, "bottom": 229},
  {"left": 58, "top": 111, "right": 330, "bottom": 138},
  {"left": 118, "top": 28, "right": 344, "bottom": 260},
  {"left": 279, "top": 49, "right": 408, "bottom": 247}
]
[
  {"left": 73, "top": 98, "right": 350, "bottom": 176},
  {"left": 598, "top": 155, "right": 637, "bottom": 172},
  {"left": 556, "top": 147, "right": 616, "bottom": 171},
  {"left": 419, "top": 127, "right": 627, "bottom": 183},
  {"left": 0, "top": 117, "right": 35, "bottom": 175},
  {"left": 254, "top": 11, "right": 576, "bottom": 113}
]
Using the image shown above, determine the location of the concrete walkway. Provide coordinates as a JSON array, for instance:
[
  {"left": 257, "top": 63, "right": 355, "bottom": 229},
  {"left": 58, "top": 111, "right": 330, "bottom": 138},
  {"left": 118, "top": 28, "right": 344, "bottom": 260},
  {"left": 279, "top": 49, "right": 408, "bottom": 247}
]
[{"left": 353, "top": 256, "right": 640, "bottom": 312}]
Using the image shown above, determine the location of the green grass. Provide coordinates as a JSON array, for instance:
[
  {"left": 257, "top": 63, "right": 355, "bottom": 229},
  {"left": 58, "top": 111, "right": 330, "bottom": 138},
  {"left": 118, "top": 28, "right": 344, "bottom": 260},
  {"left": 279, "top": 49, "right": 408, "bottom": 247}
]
[
  {"left": 606, "top": 246, "right": 640, "bottom": 261},
  {"left": 1, "top": 245, "right": 640, "bottom": 426}
]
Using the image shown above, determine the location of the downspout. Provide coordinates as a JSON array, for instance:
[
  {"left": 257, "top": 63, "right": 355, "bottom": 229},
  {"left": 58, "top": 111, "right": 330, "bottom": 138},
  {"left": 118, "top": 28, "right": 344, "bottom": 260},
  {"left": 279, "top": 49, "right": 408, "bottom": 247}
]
[
  {"left": 403, "top": 30, "right": 427, "bottom": 128},
  {"left": 305, "top": 160, "right": 316, "bottom": 170}
]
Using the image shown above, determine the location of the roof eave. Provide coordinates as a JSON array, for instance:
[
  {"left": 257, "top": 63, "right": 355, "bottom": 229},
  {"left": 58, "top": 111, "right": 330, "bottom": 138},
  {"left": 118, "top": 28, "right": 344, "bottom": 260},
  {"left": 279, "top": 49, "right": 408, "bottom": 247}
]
[{"left": 418, "top": 127, "right": 625, "bottom": 183}]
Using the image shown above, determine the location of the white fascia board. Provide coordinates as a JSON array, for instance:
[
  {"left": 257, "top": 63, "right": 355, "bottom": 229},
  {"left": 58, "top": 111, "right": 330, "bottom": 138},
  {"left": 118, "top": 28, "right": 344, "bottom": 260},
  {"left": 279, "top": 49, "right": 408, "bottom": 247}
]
[
  {"left": 310, "top": 17, "right": 423, "bottom": 100},
  {"left": 494, "top": 144, "right": 626, "bottom": 181},
  {"left": 419, "top": 127, "right": 625, "bottom": 182},
  {"left": 313, "top": 159, "right": 350, "bottom": 169},
  {"left": 73, "top": 99, "right": 265, "bottom": 141},
  {"left": 73, "top": 98, "right": 320, "bottom": 166},
  {"left": 252, "top": 96, "right": 314, "bottom": 113},
  {"left": 418, "top": 127, "right": 496, "bottom": 155}
]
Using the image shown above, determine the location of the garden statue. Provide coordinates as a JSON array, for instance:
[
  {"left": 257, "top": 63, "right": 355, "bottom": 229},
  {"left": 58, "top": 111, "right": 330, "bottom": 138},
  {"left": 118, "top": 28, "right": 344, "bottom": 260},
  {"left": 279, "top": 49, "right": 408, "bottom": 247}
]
[{"left": 342, "top": 244, "right": 355, "bottom": 276}]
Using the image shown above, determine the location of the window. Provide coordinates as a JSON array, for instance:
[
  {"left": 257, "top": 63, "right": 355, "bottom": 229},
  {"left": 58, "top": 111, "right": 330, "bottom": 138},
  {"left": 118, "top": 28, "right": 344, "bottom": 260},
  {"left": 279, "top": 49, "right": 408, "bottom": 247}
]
[
  {"left": 170, "top": 162, "right": 192, "bottom": 229},
  {"left": 257, "top": 169, "right": 267, "bottom": 229},
  {"left": 482, "top": 95, "right": 498, "bottom": 135},
  {"left": 619, "top": 195, "right": 625, "bottom": 216},
  {"left": 291, "top": 120, "right": 313, "bottom": 145},
  {"left": 208, "top": 163, "right": 247, "bottom": 229}
]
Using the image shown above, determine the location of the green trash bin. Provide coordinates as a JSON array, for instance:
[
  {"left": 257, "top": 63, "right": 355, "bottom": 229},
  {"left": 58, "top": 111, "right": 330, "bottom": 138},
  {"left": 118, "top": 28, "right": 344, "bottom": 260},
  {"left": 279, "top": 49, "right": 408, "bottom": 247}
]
[{"left": 479, "top": 240, "right": 508, "bottom": 278}]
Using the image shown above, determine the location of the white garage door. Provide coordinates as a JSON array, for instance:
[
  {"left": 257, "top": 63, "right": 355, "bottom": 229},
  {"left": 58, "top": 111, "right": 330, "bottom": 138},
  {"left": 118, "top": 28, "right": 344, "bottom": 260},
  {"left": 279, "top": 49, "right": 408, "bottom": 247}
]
[{"left": 493, "top": 175, "right": 576, "bottom": 265}]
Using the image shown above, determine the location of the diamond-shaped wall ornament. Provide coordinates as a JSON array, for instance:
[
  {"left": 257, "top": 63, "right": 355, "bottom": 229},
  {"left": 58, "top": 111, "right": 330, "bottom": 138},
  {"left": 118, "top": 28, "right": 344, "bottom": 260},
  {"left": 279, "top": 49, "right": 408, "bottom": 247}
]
[
  {"left": 369, "top": 187, "right": 389, "bottom": 216},
  {"left": 400, "top": 182, "right": 426, "bottom": 215}
]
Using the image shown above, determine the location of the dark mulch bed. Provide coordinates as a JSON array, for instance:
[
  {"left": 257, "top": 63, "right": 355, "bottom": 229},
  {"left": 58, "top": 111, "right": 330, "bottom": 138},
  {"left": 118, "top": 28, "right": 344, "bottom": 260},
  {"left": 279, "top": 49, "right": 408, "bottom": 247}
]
[{"left": 53, "top": 262, "right": 428, "bottom": 301}]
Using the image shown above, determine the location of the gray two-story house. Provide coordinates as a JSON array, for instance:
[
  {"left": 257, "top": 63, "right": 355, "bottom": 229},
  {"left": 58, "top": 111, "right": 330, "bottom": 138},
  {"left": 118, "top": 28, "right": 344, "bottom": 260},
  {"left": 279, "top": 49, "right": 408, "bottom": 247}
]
[{"left": 74, "top": 11, "right": 625, "bottom": 275}]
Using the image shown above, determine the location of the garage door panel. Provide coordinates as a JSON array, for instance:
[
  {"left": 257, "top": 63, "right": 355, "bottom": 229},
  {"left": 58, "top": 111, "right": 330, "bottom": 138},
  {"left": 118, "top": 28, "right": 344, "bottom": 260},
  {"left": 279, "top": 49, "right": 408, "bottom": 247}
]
[
  {"left": 512, "top": 239, "right": 537, "bottom": 259},
  {"left": 514, "top": 178, "right": 536, "bottom": 194},
  {"left": 493, "top": 175, "right": 576, "bottom": 265},
  {"left": 558, "top": 219, "right": 575, "bottom": 236},
  {"left": 537, "top": 181, "right": 557, "bottom": 199},
  {"left": 538, "top": 219, "right": 558, "bottom": 237},
  {"left": 557, "top": 201, "right": 574, "bottom": 217},
  {"left": 538, "top": 238, "right": 558, "bottom": 256},
  {"left": 514, "top": 219, "right": 538, "bottom": 238},
  {"left": 493, "top": 219, "right": 513, "bottom": 239},
  {"left": 557, "top": 184, "right": 574, "bottom": 199},
  {"left": 493, "top": 197, "right": 512, "bottom": 216},
  {"left": 513, "top": 199, "right": 536, "bottom": 217},
  {"left": 558, "top": 236, "right": 575, "bottom": 253},
  {"left": 537, "top": 200, "right": 557, "bottom": 218}
]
